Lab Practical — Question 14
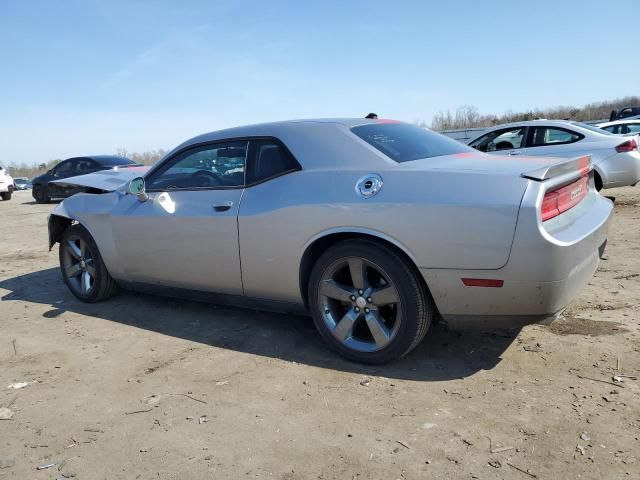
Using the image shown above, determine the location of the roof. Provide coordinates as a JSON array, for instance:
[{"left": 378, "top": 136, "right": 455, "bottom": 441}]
[
  {"left": 181, "top": 118, "right": 380, "bottom": 146},
  {"left": 154, "top": 118, "right": 398, "bottom": 172},
  {"left": 65, "top": 155, "right": 135, "bottom": 165},
  {"left": 466, "top": 119, "right": 614, "bottom": 143},
  {"left": 477, "top": 119, "right": 583, "bottom": 129},
  {"left": 596, "top": 119, "right": 640, "bottom": 127}
]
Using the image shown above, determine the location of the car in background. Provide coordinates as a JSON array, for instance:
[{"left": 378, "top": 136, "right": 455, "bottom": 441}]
[
  {"left": 467, "top": 120, "right": 640, "bottom": 190},
  {"left": 609, "top": 106, "right": 640, "bottom": 121},
  {"left": 0, "top": 165, "right": 15, "bottom": 200},
  {"left": 595, "top": 119, "right": 640, "bottom": 135},
  {"left": 47, "top": 119, "right": 612, "bottom": 364},
  {"left": 31, "top": 155, "right": 141, "bottom": 203},
  {"left": 13, "top": 177, "right": 31, "bottom": 190}
]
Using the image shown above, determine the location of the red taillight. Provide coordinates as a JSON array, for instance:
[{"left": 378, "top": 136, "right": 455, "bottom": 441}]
[
  {"left": 541, "top": 191, "right": 560, "bottom": 221},
  {"left": 541, "top": 175, "right": 589, "bottom": 222},
  {"left": 615, "top": 138, "right": 638, "bottom": 153}
]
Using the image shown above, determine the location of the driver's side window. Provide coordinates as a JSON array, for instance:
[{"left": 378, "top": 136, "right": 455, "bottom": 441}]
[
  {"left": 469, "top": 127, "right": 525, "bottom": 152},
  {"left": 53, "top": 160, "right": 74, "bottom": 176},
  {"left": 146, "top": 141, "right": 247, "bottom": 191}
]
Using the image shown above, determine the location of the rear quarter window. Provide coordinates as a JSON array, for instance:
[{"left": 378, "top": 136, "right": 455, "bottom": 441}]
[{"left": 351, "top": 122, "right": 473, "bottom": 163}]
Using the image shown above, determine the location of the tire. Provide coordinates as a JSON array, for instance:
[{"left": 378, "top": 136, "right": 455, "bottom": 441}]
[
  {"left": 59, "top": 224, "right": 119, "bottom": 302},
  {"left": 594, "top": 171, "right": 603, "bottom": 192},
  {"left": 33, "top": 185, "right": 51, "bottom": 203},
  {"left": 1, "top": 192, "right": 11, "bottom": 201},
  {"left": 308, "top": 239, "right": 433, "bottom": 364}
]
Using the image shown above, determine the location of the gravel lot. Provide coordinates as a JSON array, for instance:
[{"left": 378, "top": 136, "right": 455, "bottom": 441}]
[{"left": 1, "top": 188, "right": 638, "bottom": 479}]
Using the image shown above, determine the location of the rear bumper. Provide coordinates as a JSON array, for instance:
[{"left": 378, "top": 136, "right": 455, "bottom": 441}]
[
  {"left": 0, "top": 182, "right": 13, "bottom": 193},
  {"left": 422, "top": 190, "right": 613, "bottom": 329},
  {"left": 599, "top": 151, "right": 640, "bottom": 188}
]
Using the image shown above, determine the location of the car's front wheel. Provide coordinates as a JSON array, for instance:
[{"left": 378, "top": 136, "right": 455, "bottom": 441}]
[
  {"left": 308, "top": 239, "right": 433, "bottom": 364},
  {"left": 1, "top": 192, "right": 11, "bottom": 201},
  {"left": 59, "top": 224, "right": 119, "bottom": 302},
  {"left": 33, "top": 185, "right": 51, "bottom": 203}
]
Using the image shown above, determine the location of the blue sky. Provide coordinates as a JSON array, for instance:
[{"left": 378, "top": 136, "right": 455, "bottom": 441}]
[{"left": 1, "top": 0, "right": 638, "bottom": 165}]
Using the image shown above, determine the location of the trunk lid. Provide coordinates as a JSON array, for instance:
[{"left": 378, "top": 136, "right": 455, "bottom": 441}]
[{"left": 402, "top": 151, "right": 590, "bottom": 181}]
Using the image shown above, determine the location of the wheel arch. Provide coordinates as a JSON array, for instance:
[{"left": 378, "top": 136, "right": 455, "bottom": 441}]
[
  {"left": 592, "top": 167, "right": 605, "bottom": 191},
  {"left": 48, "top": 214, "right": 74, "bottom": 251},
  {"left": 298, "top": 228, "right": 431, "bottom": 309}
]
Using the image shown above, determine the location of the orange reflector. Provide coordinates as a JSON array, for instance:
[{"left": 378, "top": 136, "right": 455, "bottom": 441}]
[{"left": 461, "top": 278, "right": 504, "bottom": 288}]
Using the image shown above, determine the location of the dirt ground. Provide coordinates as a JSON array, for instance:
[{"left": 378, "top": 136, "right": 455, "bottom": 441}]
[{"left": 0, "top": 188, "right": 638, "bottom": 480}]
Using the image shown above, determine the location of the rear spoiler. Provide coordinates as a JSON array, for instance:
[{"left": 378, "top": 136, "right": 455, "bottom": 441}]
[{"left": 521, "top": 155, "right": 591, "bottom": 181}]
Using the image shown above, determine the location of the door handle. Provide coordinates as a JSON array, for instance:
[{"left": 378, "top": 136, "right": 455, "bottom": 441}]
[
  {"left": 212, "top": 201, "right": 233, "bottom": 212},
  {"left": 508, "top": 151, "right": 519, "bottom": 156}
]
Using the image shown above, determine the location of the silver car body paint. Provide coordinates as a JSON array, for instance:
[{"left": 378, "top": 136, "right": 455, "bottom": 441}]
[
  {"left": 50, "top": 118, "right": 613, "bottom": 327},
  {"left": 466, "top": 119, "right": 640, "bottom": 189}
]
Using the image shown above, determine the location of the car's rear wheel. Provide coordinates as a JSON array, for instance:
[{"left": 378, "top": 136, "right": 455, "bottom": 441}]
[
  {"left": 308, "top": 239, "right": 433, "bottom": 364},
  {"left": 594, "top": 171, "right": 603, "bottom": 191},
  {"left": 1, "top": 192, "right": 11, "bottom": 201},
  {"left": 33, "top": 185, "right": 51, "bottom": 203},
  {"left": 59, "top": 224, "right": 119, "bottom": 302}
]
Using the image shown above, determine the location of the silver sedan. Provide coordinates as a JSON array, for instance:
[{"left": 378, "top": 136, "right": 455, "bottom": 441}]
[
  {"left": 48, "top": 119, "right": 612, "bottom": 364},
  {"left": 467, "top": 119, "right": 640, "bottom": 190}
]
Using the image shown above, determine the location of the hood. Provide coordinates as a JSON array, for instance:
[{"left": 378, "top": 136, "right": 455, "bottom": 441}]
[{"left": 51, "top": 166, "right": 150, "bottom": 192}]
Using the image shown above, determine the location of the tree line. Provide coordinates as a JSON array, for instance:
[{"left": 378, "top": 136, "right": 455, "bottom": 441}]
[
  {"left": 428, "top": 95, "right": 640, "bottom": 131},
  {"left": 5, "top": 95, "right": 639, "bottom": 177}
]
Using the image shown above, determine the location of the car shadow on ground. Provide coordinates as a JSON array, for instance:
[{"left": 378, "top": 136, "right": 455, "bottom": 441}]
[
  {"left": 18, "top": 199, "right": 61, "bottom": 205},
  {"left": 0, "top": 268, "right": 520, "bottom": 381}
]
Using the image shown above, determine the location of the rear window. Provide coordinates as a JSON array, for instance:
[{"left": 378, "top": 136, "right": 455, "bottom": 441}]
[
  {"left": 351, "top": 122, "right": 473, "bottom": 163},
  {"left": 570, "top": 122, "right": 613, "bottom": 135}
]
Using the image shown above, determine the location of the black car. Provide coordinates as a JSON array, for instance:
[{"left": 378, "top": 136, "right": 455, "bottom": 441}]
[
  {"left": 32, "top": 155, "right": 140, "bottom": 203},
  {"left": 610, "top": 106, "right": 640, "bottom": 121}
]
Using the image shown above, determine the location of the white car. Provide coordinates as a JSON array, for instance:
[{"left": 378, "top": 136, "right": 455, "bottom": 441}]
[
  {"left": 467, "top": 120, "right": 640, "bottom": 190},
  {"left": 0, "top": 166, "right": 14, "bottom": 200},
  {"left": 596, "top": 119, "right": 640, "bottom": 135}
]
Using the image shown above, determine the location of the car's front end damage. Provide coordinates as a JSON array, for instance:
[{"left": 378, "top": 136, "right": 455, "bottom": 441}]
[{"left": 47, "top": 166, "right": 149, "bottom": 250}]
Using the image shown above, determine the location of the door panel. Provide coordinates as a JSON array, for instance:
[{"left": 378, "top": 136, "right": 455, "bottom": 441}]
[
  {"left": 49, "top": 160, "right": 77, "bottom": 197},
  {"left": 63, "top": 159, "right": 99, "bottom": 197},
  {"left": 524, "top": 127, "right": 584, "bottom": 158},
  {"left": 110, "top": 189, "right": 244, "bottom": 294}
]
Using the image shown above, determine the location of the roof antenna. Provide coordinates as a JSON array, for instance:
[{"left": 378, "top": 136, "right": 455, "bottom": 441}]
[{"left": 365, "top": 113, "right": 378, "bottom": 119}]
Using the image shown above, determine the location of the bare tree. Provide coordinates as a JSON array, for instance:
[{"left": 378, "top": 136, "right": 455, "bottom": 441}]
[
  {"left": 427, "top": 96, "right": 640, "bottom": 130},
  {"left": 115, "top": 147, "right": 129, "bottom": 158}
]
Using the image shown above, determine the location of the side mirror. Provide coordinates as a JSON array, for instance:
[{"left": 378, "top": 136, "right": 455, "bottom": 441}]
[{"left": 127, "top": 177, "right": 148, "bottom": 202}]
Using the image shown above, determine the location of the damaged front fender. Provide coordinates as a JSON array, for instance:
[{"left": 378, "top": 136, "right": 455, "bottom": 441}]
[
  {"left": 48, "top": 214, "right": 73, "bottom": 251},
  {"left": 48, "top": 200, "right": 77, "bottom": 250}
]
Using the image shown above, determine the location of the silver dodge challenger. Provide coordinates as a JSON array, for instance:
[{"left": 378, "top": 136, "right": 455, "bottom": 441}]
[{"left": 48, "top": 119, "right": 613, "bottom": 364}]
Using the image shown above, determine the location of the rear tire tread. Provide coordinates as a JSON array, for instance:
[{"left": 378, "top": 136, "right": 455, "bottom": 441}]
[{"left": 34, "top": 185, "right": 51, "bottom": 204}]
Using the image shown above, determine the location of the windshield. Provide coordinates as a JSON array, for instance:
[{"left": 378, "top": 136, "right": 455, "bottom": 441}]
[
  {"left": 351, "top": 122, "right": 473, "bottom": 163},
  {"left": 571, "top": 121, "right": 612, "bottom": 135}
]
